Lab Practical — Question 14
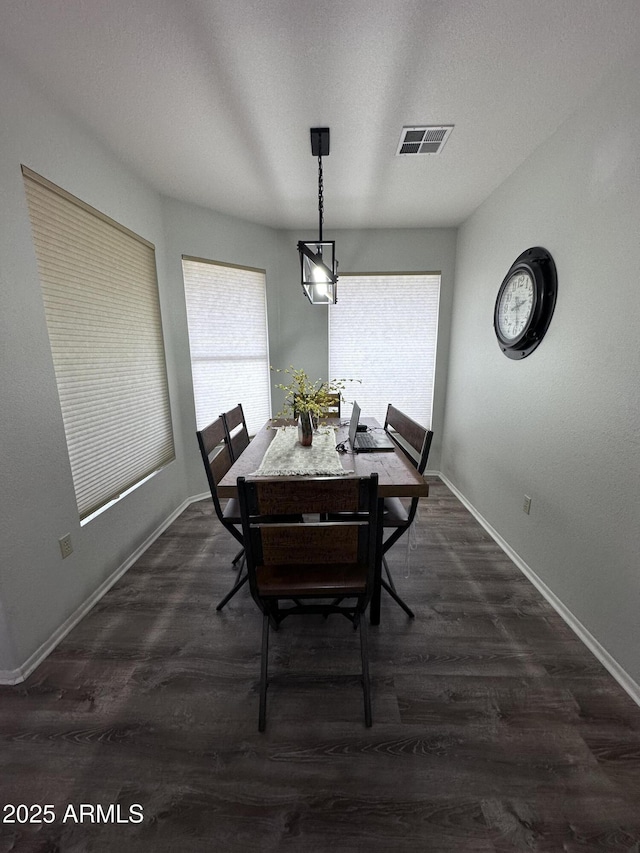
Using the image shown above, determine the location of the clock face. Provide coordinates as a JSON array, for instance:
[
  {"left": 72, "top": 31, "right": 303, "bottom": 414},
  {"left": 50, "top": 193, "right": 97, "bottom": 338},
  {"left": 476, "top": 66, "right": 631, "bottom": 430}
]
[
  {"left": 493, "top": 247, "right": 557, "bottom": 360},
  {"left": 496, "top": 270, "right": 535, "bottom": 343}
]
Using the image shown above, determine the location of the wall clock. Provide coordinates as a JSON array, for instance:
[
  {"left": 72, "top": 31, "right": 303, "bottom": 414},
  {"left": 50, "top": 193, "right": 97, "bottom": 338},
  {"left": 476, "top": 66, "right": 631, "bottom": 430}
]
[{"left": 494, "top": 246, "right": 557, "bottom": 359}]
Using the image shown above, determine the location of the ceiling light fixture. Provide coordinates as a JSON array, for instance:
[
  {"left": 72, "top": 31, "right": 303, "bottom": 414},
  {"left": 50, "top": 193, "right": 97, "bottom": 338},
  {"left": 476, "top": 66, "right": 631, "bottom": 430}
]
[{"left": 298, "top": 127, "right": 338, "bottom": 304}]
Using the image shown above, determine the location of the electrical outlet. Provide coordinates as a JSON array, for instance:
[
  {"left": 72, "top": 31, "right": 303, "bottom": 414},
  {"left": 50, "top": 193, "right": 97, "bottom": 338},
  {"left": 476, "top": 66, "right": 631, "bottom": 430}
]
[
  {"left": 59, "top": 533, "right": 73, "bottom": 559},
  {"left": 523, "top": 495, "right": 532, "bottom": 515}
]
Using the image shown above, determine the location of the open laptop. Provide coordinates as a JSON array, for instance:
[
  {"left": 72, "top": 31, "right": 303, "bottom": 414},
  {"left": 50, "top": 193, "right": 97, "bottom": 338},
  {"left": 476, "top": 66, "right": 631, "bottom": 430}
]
[{"left": 348, "top": 401, "right": 396, "bottom": 452}]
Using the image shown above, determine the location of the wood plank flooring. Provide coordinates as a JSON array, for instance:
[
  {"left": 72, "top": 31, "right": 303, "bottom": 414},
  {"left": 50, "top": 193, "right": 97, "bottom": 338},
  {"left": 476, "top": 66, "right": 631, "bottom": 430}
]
[{"left": 1, "top": 477, "right": 640, "bottom": 851}]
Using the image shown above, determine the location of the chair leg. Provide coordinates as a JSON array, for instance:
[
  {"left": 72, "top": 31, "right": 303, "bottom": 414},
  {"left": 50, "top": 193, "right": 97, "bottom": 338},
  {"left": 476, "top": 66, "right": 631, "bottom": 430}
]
[
  {"left": 216, "top": 572, "right": 249, "bottom": 611},
  {"left": 216, "top": 549, "right": 248, "bottom": 610},
  {"left": 324, "top": 596, "right": 344, "bottom": 618},
  {"left": 380, "top": 577, "right": 415, "bottom": 619},
  {"left": 259, "top": 610, "right": 270, "bottom": 732},
  {"left": 358, "top": 612, "right": 372, "bottom": 727},
  {"left": 382, "top": 555, "right": 397, "bottom": 592}
]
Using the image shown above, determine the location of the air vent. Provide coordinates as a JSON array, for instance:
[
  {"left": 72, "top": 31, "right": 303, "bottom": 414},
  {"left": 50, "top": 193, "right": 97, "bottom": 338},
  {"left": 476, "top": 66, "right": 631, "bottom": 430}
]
[{"left": 396, "top": 125, "right": 453, "bottom": 156}]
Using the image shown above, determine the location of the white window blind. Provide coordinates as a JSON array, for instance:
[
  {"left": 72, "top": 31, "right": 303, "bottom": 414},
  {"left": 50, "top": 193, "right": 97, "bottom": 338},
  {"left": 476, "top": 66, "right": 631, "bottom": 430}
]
[
  {"left": 22, "top": 166, "right": 175, "bottom": 521},
  {"left": 181, "top": 257, "right": 271, "bottom": 434},
  {"left": 329, "top": 273, "right": 440, "bottom": 427}
]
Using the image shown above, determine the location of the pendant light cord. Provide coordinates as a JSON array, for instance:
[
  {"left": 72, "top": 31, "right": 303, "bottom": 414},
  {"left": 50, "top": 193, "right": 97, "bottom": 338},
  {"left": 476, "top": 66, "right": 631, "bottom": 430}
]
[{"left": 318, "top": 152, "right": 324, "bottom": 242}]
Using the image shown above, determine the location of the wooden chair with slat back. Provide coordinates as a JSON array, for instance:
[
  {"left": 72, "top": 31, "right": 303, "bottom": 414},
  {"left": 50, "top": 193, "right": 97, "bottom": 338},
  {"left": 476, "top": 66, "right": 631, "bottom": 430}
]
[
  {"left": 293, "top": 392, "right": 341, "bottom": 421},
  {"left": 381, "top": 405, "right": 434, "bottom": 619},
  {"left": 221, "top": 403, "right": 250, "bottom": 461},
  {"left": 237, "top": 474, "right": 379, "bottom": 731},
  {"left": 320, "top": 392, "right": 341, "bottom": 420},
  {"left": 322, "top": 393, "right": 340, "bottom": 420},
  {"left": 196, "top": 416, "right": 248, "bottom": 611}
]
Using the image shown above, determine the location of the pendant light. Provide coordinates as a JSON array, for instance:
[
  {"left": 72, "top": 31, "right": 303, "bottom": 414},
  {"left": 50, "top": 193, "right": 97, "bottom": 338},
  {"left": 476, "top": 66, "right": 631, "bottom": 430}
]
[{"left": 297, "top": 127, "right": 338, "bottom": 304}]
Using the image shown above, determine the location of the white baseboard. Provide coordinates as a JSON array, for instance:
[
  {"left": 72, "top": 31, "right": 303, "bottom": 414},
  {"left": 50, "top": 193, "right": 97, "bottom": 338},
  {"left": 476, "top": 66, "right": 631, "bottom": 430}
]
[
  {"left": 438, "top": 472, "right": 640, "bottom": 708},
  {"left": 1, "top": 497, "right": 195, "bottom": 685}
]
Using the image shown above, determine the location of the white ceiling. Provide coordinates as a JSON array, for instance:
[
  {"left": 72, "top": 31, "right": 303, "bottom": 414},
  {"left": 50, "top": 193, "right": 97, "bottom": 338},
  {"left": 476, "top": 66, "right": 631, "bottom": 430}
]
[{"left": 3, "top": 0, "right": 640, "bottom": 230}]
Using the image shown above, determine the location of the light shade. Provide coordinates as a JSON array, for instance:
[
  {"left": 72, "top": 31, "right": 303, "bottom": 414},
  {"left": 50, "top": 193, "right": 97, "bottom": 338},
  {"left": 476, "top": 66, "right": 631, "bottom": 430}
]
[{"left": 298, "top": 240, "right": 338, "bottom": 304}]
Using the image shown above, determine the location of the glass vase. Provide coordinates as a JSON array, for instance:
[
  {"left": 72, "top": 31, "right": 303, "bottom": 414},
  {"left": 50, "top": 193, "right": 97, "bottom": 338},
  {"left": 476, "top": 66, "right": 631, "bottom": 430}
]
[{"left": 297, "top": 411, "right": 313, "bottom": 446}]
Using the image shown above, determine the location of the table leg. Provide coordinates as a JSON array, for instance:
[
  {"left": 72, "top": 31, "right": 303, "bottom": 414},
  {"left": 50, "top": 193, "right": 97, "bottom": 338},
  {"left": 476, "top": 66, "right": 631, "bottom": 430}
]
[{"left": 370, "top": 497, "right": 384, "bottom": 625}]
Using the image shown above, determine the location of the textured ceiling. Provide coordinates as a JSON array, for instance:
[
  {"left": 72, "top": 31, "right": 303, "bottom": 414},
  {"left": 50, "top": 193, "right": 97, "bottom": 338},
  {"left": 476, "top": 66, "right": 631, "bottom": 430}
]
[{"left": 2, "top": 0, "right": 640, "bottom": 230}]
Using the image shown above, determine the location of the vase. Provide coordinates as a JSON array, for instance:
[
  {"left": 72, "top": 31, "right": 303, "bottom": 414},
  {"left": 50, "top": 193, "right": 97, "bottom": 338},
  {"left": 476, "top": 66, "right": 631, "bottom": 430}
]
[{"left": 297, "top": 411, "right": 313, "bottom": 446}]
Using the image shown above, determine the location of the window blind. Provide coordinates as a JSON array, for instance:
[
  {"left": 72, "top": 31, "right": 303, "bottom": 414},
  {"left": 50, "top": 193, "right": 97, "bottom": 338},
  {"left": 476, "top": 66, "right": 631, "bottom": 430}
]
[
  {"left": 329, "top": 273, "right": 441, "bottom": 427},
  {"left": 181, "top": 257, "right": 271, "bottom": 434},
  {"left": 22, "top": 166, "right": 175, "bottom": 520}
]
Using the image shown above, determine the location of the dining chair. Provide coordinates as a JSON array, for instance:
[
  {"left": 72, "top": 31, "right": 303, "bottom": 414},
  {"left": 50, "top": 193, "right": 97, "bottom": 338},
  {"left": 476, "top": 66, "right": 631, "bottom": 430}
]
[
  {"left": 381, "top": 405, "right": 434, "bottom": 619},
  {"left": 196, "top": 416, "right": 248, "bottom": 611},
  {"left": 237, "top": 474, "right": 379, "bottom": 731},
  {"left": 294, "top": 392, "right": 341, "bottom": 421},
  {"left": 221, "top": 403, "right": 250, "bottom": 461}
]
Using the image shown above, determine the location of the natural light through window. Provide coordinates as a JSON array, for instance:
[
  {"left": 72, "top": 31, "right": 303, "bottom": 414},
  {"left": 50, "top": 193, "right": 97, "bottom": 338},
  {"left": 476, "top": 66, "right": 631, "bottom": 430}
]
[
  {"left": 22, "top": 166, "right": 175, "bottom": 521},
  {"left": 181, "top": 257, "right": 271, "bottom": 434},
  {"left": 329, "top": 273, "right": 440, "bottom": 427}
]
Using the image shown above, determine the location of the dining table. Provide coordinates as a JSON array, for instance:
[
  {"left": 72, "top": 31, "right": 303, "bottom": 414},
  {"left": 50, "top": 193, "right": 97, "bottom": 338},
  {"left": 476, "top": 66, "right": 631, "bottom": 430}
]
[{"left": 217, "top": 417, "right": 429, "bottom": 625}]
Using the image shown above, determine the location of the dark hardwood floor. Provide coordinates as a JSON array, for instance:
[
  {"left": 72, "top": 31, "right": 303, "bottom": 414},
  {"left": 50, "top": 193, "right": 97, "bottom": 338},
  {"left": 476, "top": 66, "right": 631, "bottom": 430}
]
[{"left": 2, "top": 477, "right": 640, "bottom": 851}]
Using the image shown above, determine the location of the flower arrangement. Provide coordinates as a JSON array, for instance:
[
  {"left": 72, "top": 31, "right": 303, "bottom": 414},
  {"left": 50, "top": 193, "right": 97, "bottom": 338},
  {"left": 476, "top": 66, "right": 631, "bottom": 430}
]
[{"left": 271, "top": 366, "right": 354, "bottom": 421}]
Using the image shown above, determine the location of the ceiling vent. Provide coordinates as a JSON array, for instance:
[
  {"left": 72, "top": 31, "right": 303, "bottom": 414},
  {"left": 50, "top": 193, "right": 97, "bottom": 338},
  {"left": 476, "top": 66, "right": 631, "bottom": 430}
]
[{"left": 396, "top": 125, "right": 454, "bottom": 156}]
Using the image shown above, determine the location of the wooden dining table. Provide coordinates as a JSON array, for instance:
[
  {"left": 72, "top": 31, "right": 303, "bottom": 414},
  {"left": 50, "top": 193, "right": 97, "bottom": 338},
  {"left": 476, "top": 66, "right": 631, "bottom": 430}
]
[{"left": 217, "top": 417, "right": 429, "bottom": 624}]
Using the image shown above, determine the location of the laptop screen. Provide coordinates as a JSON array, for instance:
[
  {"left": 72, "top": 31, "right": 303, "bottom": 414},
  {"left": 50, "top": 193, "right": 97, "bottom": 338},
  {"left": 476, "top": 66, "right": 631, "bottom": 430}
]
[{"left": 348, "top": 400, "right": 361, "bottom": 449}]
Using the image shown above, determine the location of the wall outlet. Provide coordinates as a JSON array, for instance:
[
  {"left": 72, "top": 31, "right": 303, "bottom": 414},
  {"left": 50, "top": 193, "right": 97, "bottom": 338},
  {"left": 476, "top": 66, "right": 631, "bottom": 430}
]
[
  {"left": 59, "top": 533, "right": 73, "bottom": 559},
  {"left": 523, "top": 495, "right": 532, "bottom": 515}
]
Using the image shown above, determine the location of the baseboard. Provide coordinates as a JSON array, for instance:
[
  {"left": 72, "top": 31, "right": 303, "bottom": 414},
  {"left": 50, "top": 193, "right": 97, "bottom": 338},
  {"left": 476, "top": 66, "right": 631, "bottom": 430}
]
[
  {"left": 438, "top": 472, "right": 640, "bottom": 708},
  {"left": 1, "top": 497, "right": 195, "bottom": 686},
  {"left": 0, "top": 667, "right": 20, "bottom": 685}
]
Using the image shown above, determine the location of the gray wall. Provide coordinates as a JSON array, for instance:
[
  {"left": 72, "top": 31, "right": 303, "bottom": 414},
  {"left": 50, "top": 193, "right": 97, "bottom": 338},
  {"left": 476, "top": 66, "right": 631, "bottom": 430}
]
[
  {"left": 0, "top": 55, "right": 189, "bottom": 679},
  {"left": 442, "top": 58, "right": 640, "bottom": 691}
]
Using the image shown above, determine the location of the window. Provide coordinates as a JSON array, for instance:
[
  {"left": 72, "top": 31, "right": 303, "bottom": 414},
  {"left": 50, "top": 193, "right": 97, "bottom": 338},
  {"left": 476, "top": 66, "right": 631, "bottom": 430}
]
[
  {"left": 329, "top": 273, "right": 440, "bottom": 426},
  {"left": 181, "top": 257, "right": 271, "bottom": 434},
  {"left": 22, "top": 166, "right": 175, "bottom": 521}
]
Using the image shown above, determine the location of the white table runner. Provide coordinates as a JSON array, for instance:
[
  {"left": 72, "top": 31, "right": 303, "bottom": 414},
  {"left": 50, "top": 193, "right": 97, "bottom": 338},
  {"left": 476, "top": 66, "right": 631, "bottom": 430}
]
[{"left": 251, "top": 426, "right": 353, "bottom": 476}]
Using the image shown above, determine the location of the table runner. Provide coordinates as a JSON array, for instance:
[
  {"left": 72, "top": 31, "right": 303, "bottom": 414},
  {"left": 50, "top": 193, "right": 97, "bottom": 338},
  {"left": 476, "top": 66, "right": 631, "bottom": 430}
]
[{"left": 251, "top": 426, "right": 353, "bottom": 476}]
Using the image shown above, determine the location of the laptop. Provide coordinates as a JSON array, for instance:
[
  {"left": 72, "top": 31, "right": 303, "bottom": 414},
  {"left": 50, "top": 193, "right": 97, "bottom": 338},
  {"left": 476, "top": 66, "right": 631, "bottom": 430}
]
[{"left": 348, "top": 401, "right": 396, "bottom": 452}]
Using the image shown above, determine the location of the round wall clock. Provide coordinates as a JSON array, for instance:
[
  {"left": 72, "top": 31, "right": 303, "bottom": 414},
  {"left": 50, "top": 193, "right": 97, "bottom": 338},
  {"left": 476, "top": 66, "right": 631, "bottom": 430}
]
[{"left": 494, "top": 246, "right": 557, "bottom": 359}]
